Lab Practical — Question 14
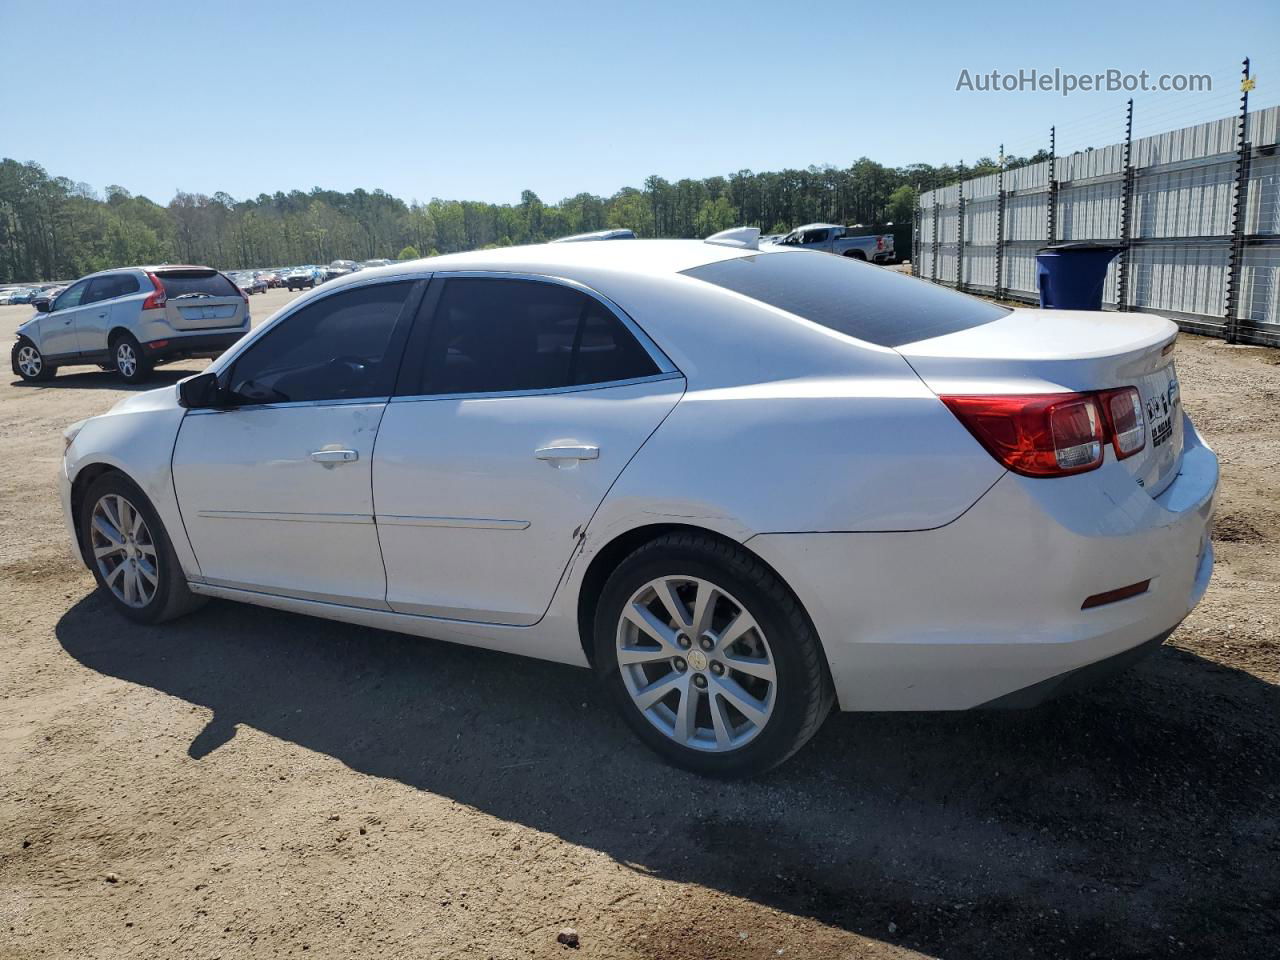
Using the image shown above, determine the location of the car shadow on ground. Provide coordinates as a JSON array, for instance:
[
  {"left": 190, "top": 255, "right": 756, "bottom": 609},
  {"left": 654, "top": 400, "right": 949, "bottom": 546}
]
[
  {"left": 9, "top": 366, "right": 202, "bottom": 392},
  {"left": 56, "top": 593, "right": 1279, "bottom": 958}
]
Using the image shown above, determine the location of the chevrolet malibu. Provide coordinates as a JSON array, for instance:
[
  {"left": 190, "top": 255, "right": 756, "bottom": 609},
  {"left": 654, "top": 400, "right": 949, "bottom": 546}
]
[{"left": 59, "top": 231, "right": 1217, "bottom": 776}]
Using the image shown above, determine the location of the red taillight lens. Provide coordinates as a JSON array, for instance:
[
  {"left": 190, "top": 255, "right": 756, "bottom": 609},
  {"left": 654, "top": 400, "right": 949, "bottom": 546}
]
[
  {"left": 1100, "top": 386, "right": 1146, "bottom": 459},
  {"left": 942, "top": 393, "right": 1105, "bottom": 477},
  {"left": 876, "top": 236, "right": 885, "bottom": 249},
  {"left": 142, "top": 272, "right": 166, "bottom": 309}
]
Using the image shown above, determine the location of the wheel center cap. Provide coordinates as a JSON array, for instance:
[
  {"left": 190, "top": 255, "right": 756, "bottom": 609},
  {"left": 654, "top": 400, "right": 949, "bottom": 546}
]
[{"left": 687, "top": 650, "right": 708, "bottom": 672}]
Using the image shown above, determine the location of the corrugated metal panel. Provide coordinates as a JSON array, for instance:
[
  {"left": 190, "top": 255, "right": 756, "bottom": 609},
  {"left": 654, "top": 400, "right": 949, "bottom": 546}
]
[
  {"left": 1005, "top": 192, "right": 1047, "bottom": 241},
  {"left": 1131, "top": 159, "right": 1235, "bottom": 238},
  {"left": 1132, "top": 116, "right": 1238, "bottom": 167},
  {"left": 1236, "top": 247, "right": 1280, "bottom": 325},
  {"left": 1243, "top": 153, "right": 1279, "bottom": 236},
  {"left": 1246, "top": 106, "right": 1280, "bottom": 149},
  {"left": 964, "top": 198, "right": 999, "bottom": 245},
  {"left": 1128, "top": 243, "right": 1229, "bottom": 316},
  {"left": 962, "top": 246, "right": 997, "bottom": 289},
  {"left": 1056, "top": 181, "right": 1121, "bottom": 240},
  {"left": 1006, "top": 161, "right": 1050, "bottom": 192},
  {"left": 1004, "top": 248, "right": 1040, "bottom": 298},
  {"left": 1059, "top": 144, "right": 1124, "bottom": 182}
]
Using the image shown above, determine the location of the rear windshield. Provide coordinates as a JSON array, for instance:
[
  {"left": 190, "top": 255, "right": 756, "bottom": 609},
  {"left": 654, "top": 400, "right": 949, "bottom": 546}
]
[
  {"left": 682, "top": 252, "right": 1009, "bottom": 347},
  {"left": 157, "top": 269, "right": 238, "bottom": 298}
]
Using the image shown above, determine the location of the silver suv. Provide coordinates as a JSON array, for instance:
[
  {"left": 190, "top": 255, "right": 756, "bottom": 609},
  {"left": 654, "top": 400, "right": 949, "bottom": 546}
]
[{"left": 12, "top": 266, "right": 250, "bottom": 384}]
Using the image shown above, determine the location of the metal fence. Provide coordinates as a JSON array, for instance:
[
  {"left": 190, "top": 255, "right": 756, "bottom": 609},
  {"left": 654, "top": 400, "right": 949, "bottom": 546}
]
[{"left": 914, "top": 103, "right": 1280, "bottom": 346}]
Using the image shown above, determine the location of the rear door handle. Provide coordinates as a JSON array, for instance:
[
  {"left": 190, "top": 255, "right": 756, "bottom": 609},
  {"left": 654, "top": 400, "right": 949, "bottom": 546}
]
[
  {"left": 535, "top": 444, "right": 599, "bottom": 461},
  {"left": 310, "top": 449, "right": 358, "bottom": 463}
]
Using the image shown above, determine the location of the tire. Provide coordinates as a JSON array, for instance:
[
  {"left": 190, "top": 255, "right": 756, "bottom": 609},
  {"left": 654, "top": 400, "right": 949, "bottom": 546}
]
[
  {"left": 111, "top": 332, "right": 152, "bottom": 384},
  {"left": 594, "top": 532, "right": 833, "bottom": 777},
  {"left": 79, "top": 471, "right": 206, "bottom": 624},
  {"left": 843, "top": 250, "right": 867, "bottom": 261},
  {"left": 12, "top": 337, "right": 56, "bottom": 382}
]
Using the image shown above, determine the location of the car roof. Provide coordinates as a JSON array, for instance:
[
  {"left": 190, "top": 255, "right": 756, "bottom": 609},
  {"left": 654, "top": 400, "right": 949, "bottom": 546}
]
[
  {"left": 793, "top": 223, "right": 842, "bottom": 232},
  {"left": 336, "top": 239, "right": 760, "bottom": 287}
]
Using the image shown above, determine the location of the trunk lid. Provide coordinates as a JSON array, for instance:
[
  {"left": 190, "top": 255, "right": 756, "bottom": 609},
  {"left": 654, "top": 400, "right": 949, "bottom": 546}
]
[
  {"left": 897, "top": 308, "right": 1183, "bottom": 496},
  {"left": 153, "top": 269, "right": 246, "bottom": 331}
]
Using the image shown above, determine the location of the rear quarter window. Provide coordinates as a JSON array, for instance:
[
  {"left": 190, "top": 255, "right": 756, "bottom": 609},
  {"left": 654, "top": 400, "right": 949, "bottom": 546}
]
[
  {"left": 681, "top": 251, "right": 1009, "bottom": 348},
  {"left": 157, "top": 270, "right": 239, "bottom": 298}
]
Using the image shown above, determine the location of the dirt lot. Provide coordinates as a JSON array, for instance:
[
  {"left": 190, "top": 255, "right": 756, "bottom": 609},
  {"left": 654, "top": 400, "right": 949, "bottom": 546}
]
[{"left": 1, "top": 288, "right": 1277, "bottom": 960}]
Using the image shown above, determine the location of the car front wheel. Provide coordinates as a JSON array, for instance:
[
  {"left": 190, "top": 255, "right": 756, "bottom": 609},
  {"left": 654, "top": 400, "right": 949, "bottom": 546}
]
[
  {"left": 13, "top": 337, "right": 55, "bottom": 382},
  {"left": 79, "top": 472, "right": 205, "bottom": 624},
  {"left": 594, "top": 532, "right": 833, "bottom": 777}
]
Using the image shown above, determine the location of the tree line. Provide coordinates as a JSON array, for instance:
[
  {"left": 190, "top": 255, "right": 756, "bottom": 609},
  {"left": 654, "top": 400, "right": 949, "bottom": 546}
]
[{"left": 0, "top": 150, "right": 1047, "bottom": 283}]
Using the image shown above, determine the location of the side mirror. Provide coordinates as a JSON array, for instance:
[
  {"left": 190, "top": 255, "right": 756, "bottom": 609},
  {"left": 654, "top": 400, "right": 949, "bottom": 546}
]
[
  {"left": 177, "top": 370, "right": 227, "bottom": 409},
  {"left": 33, "top": 298, "right": 51, "bottom": 313}
]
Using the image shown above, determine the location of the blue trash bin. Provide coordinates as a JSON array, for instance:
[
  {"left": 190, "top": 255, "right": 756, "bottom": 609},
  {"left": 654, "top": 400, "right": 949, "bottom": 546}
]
[{"left": 1036, "top": 242, "right": 1123, "bottom": 310}]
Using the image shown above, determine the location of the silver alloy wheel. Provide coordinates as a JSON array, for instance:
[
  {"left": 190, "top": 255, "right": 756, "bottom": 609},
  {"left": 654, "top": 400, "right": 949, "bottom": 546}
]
[
  {"left": 90, "top": 493, "right": 158, "bottom": 608},
  {"left": 115, "top": 341, "right": 137, "bottom": 378},
  {"left": 616, "top": 575, "right": 777, "bottom": 752},
  {"left": 16, "top": 344, "right": 42, "bottom": 377}
]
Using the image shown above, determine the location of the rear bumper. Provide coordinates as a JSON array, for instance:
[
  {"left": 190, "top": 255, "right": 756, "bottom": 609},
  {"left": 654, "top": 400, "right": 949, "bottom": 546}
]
[
  {"left": 144, "top": 331, "right": 245, "bottom": 363},
  {"left": 748, "top": 414, "right": 1217, "bottom": 711}
]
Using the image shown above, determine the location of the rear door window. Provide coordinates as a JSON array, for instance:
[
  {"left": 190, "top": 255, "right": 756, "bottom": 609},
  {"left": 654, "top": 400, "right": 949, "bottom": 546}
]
[
  {"left": 85, "top": 274, "right": 140, "bottom": 304},
  {"left": 681, "top": 252, "right": 1010, "bottom": 348},
  {"left": 158, "top": 270, "right": 239, "bottom": 298},
  {"left": 406, "top": 278, "right": 660, "bottom": 396}
]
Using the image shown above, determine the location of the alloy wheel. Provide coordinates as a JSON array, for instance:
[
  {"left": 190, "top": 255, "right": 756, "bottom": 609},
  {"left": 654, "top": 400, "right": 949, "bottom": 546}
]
[
  {"left": 616, "top": 575, "right": 776, "bottom": 752},
  {"left": 115, "top": 342, "right": 137, "bottom": 378},
  {"left": 16, "top": 344, "right": 42, "bottom": 377},
  {"left": 90, "top": 493, "right": 158, "bottom": 608}
]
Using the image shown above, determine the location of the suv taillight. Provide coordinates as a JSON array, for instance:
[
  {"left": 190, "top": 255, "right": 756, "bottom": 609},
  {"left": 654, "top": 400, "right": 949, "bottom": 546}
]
[
  {"left": 142, "top": 273, "right": 167, "bottom": 310},
  {"left": 942, "top": 388, "right": 1146, "bottom": 478}
]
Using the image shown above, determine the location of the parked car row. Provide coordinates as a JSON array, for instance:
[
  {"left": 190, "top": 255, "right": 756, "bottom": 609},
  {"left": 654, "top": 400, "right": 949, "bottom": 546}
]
[{"left": 1, "top": 283, "right": 66, "bottom": 305}]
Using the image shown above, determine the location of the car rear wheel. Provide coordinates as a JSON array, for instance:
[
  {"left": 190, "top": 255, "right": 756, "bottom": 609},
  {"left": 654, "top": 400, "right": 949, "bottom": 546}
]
[
  {"left": 594, "top": 532, "right": 833, "bottom": 777},
  {"left": 13, "top": 337, "right": 55, "bottom": 382},
  {"left": 79, "top": 472, "right": 205, "bottom": 624},
  {"left": 112, "top": 333, "right": 152, "bottom": 384}
]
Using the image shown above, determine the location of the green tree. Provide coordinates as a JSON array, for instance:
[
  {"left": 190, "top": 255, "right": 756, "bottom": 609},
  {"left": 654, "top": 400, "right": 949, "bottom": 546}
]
[{"left": 397, "top": 244, "right": 421, "bottom": 260}]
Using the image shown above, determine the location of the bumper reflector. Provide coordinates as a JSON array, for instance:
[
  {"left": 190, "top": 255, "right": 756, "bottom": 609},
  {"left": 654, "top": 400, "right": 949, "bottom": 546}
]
[
  {"left": 146, "top": 340, "right": 170, "bottom": 351},
  {"left": 1082, "top": 579, "right": 1151, "bottom": 609}
]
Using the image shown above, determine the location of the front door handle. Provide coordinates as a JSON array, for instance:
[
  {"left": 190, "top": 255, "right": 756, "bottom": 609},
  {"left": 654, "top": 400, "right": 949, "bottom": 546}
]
[
  {"left": 535, "top": 444, "right": 599, "bottom": 461},
  {"left": 310, "top": 449, "right": 358, "bottom": 464}
]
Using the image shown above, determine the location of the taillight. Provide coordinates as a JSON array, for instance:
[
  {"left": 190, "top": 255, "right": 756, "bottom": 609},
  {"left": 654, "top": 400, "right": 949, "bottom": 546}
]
[
  {"left": 944, "top": 388, "right": 1149, "bottom": 477},
  {"left": 876, "top": 236, "right": 885, "bottom": 250},
  {"left": 1100, "top": 387, "right": 1145, "bottom": 459},
  {"left": 142, "top": 272, "right": 167, "bottom": 309},
  {"left": 942, "top": 393, "right": 1104, "bottom": 477}
]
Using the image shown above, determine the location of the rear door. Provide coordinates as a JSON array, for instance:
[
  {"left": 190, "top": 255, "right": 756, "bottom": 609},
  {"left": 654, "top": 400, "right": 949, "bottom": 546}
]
[
  {"left": 155, "top": 268, "right": 246, "bottom": 331},
  {"left": 79, "top": 273, "right": 141, "bottom": 354},
  {"left": 373, "top": 276, "right": 683, "bottom": 625}
]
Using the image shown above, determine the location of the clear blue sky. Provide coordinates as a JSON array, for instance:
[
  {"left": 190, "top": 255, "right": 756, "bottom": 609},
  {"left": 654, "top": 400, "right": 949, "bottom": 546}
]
[{"left": 2, "top": 0, "right": 1275, "bottom": 205}]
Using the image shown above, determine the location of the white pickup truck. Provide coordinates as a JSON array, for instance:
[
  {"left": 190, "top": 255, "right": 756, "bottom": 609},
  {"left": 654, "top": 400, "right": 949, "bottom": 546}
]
[{"left": 765, "top": 222, "right": 894, "bottom": 262}]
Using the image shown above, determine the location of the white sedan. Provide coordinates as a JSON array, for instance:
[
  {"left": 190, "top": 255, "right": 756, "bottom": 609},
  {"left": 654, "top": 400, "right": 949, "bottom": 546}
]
[{"left": 59, "top": 231, "right": 1217, "bottom": 776}]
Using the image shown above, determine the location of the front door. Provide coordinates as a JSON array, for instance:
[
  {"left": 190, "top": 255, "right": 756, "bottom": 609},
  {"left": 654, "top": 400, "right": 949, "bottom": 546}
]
[
  {"left": 373, "top": 276, "right": 682, "bottom": 625},
  {"left": 172, "top": 278, "right": 420, "bottom": 607}
]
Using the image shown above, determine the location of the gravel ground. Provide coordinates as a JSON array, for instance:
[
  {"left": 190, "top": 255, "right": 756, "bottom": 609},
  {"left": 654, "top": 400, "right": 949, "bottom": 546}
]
[{"left": 1, "top": 288, "right": 1277, "bottom": 960}]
